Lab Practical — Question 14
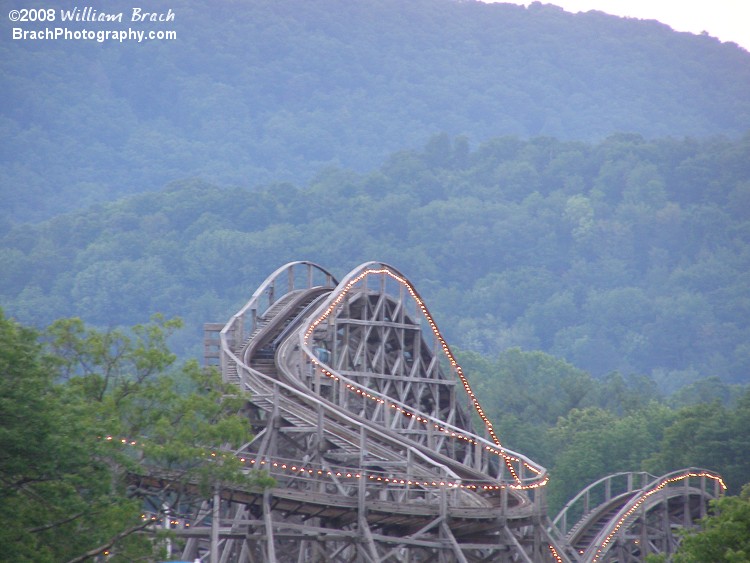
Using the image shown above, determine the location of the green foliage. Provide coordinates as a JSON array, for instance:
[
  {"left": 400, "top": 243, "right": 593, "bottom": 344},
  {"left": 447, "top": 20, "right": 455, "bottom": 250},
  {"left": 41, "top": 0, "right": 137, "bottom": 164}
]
[
  {"left": 3, "top": 0, "right": 750, "bottom": 223},
  {"left": 545, "top": 404, "right": 675, "bottom": 511},
  {"left": 458, "top": 346, "right": 750, "bottom": 513},
  {"left": 0, "top": 311, "right": 266, "bottom": 562},
  {"left": 2, "top": 128, "right": 750, "bottom": 537},
  {"left": 546, "top": 390, "right": 750, "bottom": 511},
  {"left": 478, "top": 349, "right": 591, "bottom": 424},
  {"left": 644, "top": 391, "right": 750, "bottom": 496},
  {"left": 3, "top": 133, "right": 749, "bottom": 385},
  {"left": 667, "top": 483, "right": 750, "bottom": 563},
  {"left": 3, "top": 1, "right": 750, "bottom": 549}
]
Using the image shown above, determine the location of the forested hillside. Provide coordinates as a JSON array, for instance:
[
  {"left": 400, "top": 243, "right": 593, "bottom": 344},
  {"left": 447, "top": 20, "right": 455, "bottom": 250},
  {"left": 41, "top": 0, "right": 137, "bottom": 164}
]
[
  {"left": 2, "top": 133, "right": 749, "bottom": 387},
  {"left": 3, "top": 0, "right": 750, "bottom": 222},
  {"left": 460, "top": 348, "right": 750, "bottom": 506}
]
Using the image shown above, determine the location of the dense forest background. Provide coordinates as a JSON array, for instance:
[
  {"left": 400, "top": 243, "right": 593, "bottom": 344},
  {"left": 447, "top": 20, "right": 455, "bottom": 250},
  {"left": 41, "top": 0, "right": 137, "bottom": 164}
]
[
  {"left": 2, "top": 133, "right": 749, "bottom": 389},
  {"left": 2, "top": 0, "right": 750, "bottom": 554},
  {"left": 2, "top": 0, "right": 750, "bottom": 223}
]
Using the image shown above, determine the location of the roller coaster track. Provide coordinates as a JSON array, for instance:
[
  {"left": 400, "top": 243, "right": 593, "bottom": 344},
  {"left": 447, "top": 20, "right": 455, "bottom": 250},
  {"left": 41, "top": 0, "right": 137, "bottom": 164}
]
[
  {"left": 157, "top": 261, "right": 724, "bottom": 563},
  {"left": 548, "top": 469, "right": 725, "bottom": 562}
]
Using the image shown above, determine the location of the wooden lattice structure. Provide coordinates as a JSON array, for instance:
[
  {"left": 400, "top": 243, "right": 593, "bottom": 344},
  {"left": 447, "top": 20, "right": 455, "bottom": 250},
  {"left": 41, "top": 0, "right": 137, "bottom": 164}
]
[
  {"left": 162, "top": 261, "right": 724, "bottom": 563},
  {"left": 549, "top": 469, "right": 726, "bottom": 562}
]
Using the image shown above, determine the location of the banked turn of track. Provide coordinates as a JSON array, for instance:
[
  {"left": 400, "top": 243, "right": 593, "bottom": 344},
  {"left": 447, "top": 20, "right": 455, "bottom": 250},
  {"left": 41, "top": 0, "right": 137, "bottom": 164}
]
[{"left": 175, "top": 261, "right": 724, "bottom": 563}]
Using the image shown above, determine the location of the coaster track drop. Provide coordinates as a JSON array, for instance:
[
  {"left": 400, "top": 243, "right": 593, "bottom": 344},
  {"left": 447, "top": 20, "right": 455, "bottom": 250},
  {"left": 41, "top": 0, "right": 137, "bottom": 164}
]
[{"left": 162, "top": 261, "right": 724, "bottom": 562}]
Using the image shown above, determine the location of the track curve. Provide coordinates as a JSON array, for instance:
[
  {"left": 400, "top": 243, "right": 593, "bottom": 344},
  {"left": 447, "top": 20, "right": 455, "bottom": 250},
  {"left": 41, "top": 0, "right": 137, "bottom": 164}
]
[
  {"left": 177, "top": 261, "right": 725, "bottom": 563},
  {"left": 550, "top": 469, "right": 726, "bottom": 562},
  {"left": 210, "top": 261, "right": 561, "bottom": 562}
]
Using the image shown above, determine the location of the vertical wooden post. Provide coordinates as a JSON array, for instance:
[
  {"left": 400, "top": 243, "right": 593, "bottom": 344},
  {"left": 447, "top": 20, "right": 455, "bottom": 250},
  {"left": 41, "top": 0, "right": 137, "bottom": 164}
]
[
  {"left": 264, "top": 488, "right": 277, "bottom": 562},
  {"left": 359, "top": 426, "right": 367, "bottom": 517},
  {"left": 210, "top": 486, "right": 220, "bottom": 563}
]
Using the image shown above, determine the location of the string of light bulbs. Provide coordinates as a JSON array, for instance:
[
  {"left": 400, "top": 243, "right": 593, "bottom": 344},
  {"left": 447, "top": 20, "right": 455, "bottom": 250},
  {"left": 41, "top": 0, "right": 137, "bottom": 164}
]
[
  {"left": 316, "top": 362, "right": 545, "bottom": 488},
  {"left": 101, "top": 435, "right": 534, "bottom": 491},
  {"left": 591, "top": 470, "right": 727, "bottom": 562},
  {"left": 548, "top": 543, "right": 564, "bottom": 563},
  {"left": 302, "top": 266, "right": 546, "bottom": 485}
]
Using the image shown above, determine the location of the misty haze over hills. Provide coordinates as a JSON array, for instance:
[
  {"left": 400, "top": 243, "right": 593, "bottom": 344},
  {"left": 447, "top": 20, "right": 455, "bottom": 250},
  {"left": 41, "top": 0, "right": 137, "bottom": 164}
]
[
  {"left": 2, "top": 0, "right": 750, "bottom": 386},
  {"left": 2, "top": 0, "right": 749, "bottom": 223}
]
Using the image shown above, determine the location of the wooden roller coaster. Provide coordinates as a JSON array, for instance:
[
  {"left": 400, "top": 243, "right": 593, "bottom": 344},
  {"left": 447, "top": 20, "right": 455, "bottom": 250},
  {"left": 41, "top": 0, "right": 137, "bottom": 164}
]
[{"left": 159, "top": 261, "right": 724, "bottom": 562}]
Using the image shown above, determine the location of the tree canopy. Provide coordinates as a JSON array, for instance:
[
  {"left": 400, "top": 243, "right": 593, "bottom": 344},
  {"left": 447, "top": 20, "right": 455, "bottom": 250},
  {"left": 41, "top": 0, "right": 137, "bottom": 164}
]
[
  {"left": 2, "top": 133, "right": 748, "bottom": 386},
  {"left": 458, "top": 347, "right": 750, "bottom": 512},
  {"left": 4, "top": 0, "right": 750, "bottom": 556},
  {"left": 647, "top": 484, "right": 750, "bottom": 563},
  {"left": 3, "top": 0, "right": 749, "bottom": 222},
  {"left": 0, "top": 310, "right": 266, "bottom": 562}
]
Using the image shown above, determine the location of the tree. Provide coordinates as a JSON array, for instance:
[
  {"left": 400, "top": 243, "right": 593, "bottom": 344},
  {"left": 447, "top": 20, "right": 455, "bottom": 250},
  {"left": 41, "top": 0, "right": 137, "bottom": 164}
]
[
  {"left": 647, "top": 483, "right": 750, "bottom": 563},
  {"left": 462, "top": 348, "right": 594, "bottom": 467},
  {"left": 0, "top": 311, "right": 266, "bottom": 562},
  {"left": 644, "top": 390, "right": 750, "bottom": 495},
  {"left": 546, "top": 403, "right": 675, "bottom": 513},
  {"left": 0, "top": 309, "right": 74, "bottom": 562},
  {"left": 675, "top": 483, "right": 750, "bottom": 562}
]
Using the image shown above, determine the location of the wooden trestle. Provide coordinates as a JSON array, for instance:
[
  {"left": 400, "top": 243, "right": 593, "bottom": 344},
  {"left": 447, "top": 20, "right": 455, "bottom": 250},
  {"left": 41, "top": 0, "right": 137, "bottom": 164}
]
[{"left": 169, "top": 261, "right": 723, "bottom": 563}]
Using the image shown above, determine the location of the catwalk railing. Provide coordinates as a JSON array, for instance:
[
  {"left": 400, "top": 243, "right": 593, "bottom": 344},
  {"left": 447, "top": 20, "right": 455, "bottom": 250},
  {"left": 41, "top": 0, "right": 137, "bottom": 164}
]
[
  {"left": 209, "top": 261, "right": 562, "bottom": 561},
  {"left": 182, "top": 261, "right": 727, "bottom": 563},
  {"left": 222, "top": 262, "right": 549, "bottom": 491},
  {"left": 549, "top": 468, "right": 726, "bottom": 562}
]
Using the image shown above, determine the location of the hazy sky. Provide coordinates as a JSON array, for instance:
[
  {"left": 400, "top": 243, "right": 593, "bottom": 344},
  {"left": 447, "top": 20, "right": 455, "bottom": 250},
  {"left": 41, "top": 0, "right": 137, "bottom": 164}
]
[{"left": 486, "top": 0, "right": 750, "bottom": 52}]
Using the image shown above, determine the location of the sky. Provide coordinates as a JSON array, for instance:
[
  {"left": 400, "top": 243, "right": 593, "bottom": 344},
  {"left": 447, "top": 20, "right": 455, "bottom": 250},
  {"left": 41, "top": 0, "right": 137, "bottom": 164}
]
[{"left": 486, "top": 0, "right": 750, "bottom": 52}]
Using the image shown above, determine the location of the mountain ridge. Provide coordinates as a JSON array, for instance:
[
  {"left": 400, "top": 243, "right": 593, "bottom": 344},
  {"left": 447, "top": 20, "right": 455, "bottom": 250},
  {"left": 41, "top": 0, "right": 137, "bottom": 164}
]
[
  {"left": 2, "top": 0, "right": 749, "bottom": 222},
  {"left": 2, "top": 132, "right": 748, "bottom": 386}
]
